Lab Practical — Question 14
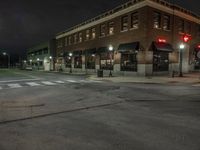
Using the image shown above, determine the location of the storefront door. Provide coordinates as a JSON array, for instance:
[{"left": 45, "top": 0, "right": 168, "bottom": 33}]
[{"left": 153, "top": 52, "right": 169, "bottom": 72}]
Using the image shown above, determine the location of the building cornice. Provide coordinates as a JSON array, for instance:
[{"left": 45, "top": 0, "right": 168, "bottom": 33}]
[{"left": 56, "top": 0, "right": 200, "bottom": 39}]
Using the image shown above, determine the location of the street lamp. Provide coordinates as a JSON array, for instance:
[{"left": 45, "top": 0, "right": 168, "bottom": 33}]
[
  {"left": 49, "top": 56, "right": 52, "bottom": 71},
  {"left": 108, "top": 45, "right": 114, "bottom": 77},
  {"left": 69, "top": 52, "right": 73, "bottom": 73},
  {"left": 179, "top": 44, "right": 185, "bottom": 77},
  {"left": 37, "top": 58, "right": 40, "bottom": 70},
  {"left": 2, "top": 52, "right": 10, "bottom": 68}
]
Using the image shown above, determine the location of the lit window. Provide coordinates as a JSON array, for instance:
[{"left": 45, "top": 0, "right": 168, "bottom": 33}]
[
  {"left": 86, "top": 29, "right": 90, "bottom": 40},
  {"left": 74, "top": 34, "right": 78, "bottom": 44},
  {"left": 121, "top": 15, "right": 128, "bottom": 31},
  {"left": 178, "top": 19, "right": 184, "bottom": 33},
  {"left": 65, "top": 37, "right": 68, "bottom": 46},
  {"left": 163, "top": 15, "right": 170, "bottom": 30},
  {"left": 68, "top": 36, "right": 72, "bottom": 45},
  {"left": 108, "top": 22, "right": 114, "bottom": 35},
  {"left": 92, "top": 28, "right": 96, "bottom": 39},
  {"left": 153, "top": 12, "right": 161, "bottom": 29},
  {"left": 100, "top": 24, "right": 106, "bottom": 37},
  {"left": 100, "top": 52, "right": 114, "bottom": 70},
  {"left": 79, "top": 33, "right": 82, "bottom": 43},
  {"left": 131, "top": 12, "right": 139, "bottom": 29}
]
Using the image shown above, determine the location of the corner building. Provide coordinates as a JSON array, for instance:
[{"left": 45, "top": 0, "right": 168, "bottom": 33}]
[{"left": 55, "top": 0, "right": 200, "bottom": 76}]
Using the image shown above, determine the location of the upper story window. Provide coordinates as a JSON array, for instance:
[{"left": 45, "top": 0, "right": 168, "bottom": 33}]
[
  {"left": 108, "top": 22, "right": 114, "bottom": 35},
  {"left": 185, "top": 22, "right": 191, "bottom": 34},
  {"left": 121, "top": 15, "right": 128, "bottom": 31},
  {"left": 131, "top": 12, "right": 139, "bottom": 29},
  {"left": 178, "top": 19, "right": 184, "bottom": 33},
  {"left": 163, "top": 15, "right": 170, "bottom": 30},
  {"left": 100, "top": 24, "right": 106, "bottom": 37},
  {"left": 65, "top": 37, "right": 68, "bottom": 46},
  {"left": 79, "top": 32, "right": 82, "bottom": 43},
  {"left": 92, "top": 28, "right": 96, "bottom": 39},
  {"left": 86, "top": 29, "right": 90, "bottom": 40},
  {"left": 74, "top": 34, "right": 78, "bottom": 44},
  {"left": 68, "top": 36, "right": 72, "bottom": 45},
  {"left": 153, "top": 12, "right": 161, "bottom": 29},
  {"left": 57, "top": 40, "right": 63, "bottom": 48}
]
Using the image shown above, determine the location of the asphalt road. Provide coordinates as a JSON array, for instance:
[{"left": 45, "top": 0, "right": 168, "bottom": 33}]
[{"left": 0, "top": 69, "right": 200, "bottom": 150}]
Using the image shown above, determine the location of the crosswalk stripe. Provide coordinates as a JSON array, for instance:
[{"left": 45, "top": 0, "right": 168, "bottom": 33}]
[
  {"left": 66, "top": 80, "right": 77, "bottom": 83},
  {"left": 54, "top": 81, "right": 65, "bottom": 84},
  {"left": 193, "top": 84, "right": 200, "bottom": 87},
  {"left": 41, "top": 81, "right": 56, "bottom": 85},
  {"left": 26, "top": 82, "right": 41, "bottom": 87},
  {"left": 0, "top": 86, "right": 2, "bottom": 90},
  {"left": 7, "top": 84, "right": 22, "bottom": 88}
]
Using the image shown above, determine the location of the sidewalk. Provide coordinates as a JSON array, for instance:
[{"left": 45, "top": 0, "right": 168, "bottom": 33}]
[{"left": 88, "top": 72, "right": 200, "bottom": 84}]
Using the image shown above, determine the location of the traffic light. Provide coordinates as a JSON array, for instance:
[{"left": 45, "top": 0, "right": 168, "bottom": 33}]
[{"left": 181, "top": 34, "right": 192, "bottom": 43}]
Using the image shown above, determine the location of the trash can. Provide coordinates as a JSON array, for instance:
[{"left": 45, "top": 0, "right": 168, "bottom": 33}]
[{"left": 97, "top": 69, "right": 103, "bottom": 77}]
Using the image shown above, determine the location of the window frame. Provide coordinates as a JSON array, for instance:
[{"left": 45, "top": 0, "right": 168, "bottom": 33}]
[
  {"left": 121, "top": 15, "right": 129, "bottom": 31},
  {"left": 131, "top": 12, "right": 139, "bottom": 29}
]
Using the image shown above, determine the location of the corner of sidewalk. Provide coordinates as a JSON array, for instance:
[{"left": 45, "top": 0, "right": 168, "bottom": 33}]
[{"left": 87, "top": 73, "right": 200, "bottom": 85}]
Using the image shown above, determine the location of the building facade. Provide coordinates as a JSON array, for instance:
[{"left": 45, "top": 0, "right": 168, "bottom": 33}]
[
  {"left": 27, "top": 39, "right": 56, "bottom": 71},
  {"left": 55, "top": 0, "right": 200, "bottom": 76}
]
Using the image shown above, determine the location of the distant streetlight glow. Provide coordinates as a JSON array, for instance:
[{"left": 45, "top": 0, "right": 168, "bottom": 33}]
[
  {"left": 179, "top": 44, "right": 185, "bottom": 77},
  {"left": 180, "top": 44, "right": 185, "bottom": 49}
]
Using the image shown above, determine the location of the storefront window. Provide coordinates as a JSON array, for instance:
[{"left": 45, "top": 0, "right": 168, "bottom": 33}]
[
  {"left": 86, "top": 54, "right": 95, "bottom": 69},
  {"left": 153, "top": 52, "right": 169, "bottom": 72},
  {"left": 65, "top": 57, "right": 72, "bottom": 68},
  {"left": 74, "top": 56, "right": 82, "bottom": 68},
  {"left": 100, "top": 52, "right": 114, "bottom": 70},
  {"left": 121, "top": 53, "right": 137, "bottom": 72}
]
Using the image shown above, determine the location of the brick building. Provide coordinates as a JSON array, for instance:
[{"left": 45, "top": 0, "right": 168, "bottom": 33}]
[{"left": 55, "top": 0, "right": 200, "bottom": 76}]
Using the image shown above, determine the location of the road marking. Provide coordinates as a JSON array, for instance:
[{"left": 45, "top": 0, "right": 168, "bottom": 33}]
[
  {"left": 193, "top": 84, "right": 200, "bottom": 87},
  {"left": 54, "top": 81, "right": 65, "bottom": 84},
  {"left": 26, "top": 82, "right": 41, "bottom": 87},
  {"left": 66, "top": 80, "right": 77, "bottom": 83},
  {"left": 41, "top": 81, "right": 56, "bottom": 85},
  {"left": 0, "top": 86, "right": 2, "bottom": 90},
  {"left": 0, "top": 79, "right": 40, "bottom": 83},
  {"left": 7, "top": 84, "right": 22, "bottom": 88}
]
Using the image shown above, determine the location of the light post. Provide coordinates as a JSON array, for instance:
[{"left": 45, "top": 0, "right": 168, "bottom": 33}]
[
  {"left": 69, "top": 52, "right": 73, "bottom": 73},
  {"left": 3, "top": 52, "right": 10, "bottom": 68},
  {"left": 108, "top": 45, "right": 114, "bottom": 77},
  {"left": 37, "top": 58, "right": 40, "bottom": 70},
  {"left": 49, "top": 56, "right": 52, "bottom": 71},
  {"left": 179, "top": 44, "right": 185, "bottom": 77},
  {"left": 29, "top": 59, "right": 33, "bottom": 68}
]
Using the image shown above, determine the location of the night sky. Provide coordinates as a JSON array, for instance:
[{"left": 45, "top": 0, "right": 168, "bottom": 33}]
[{"left": 0, "top": 0, "right": 199, "bottom": 57}]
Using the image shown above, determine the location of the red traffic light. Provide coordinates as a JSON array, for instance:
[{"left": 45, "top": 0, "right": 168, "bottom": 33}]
[
  {"left": 158, "top": 38, "right": 166, "bottom": 43},
  {"left": 182, "top": 34, "right": 192, "bottom": 43}
]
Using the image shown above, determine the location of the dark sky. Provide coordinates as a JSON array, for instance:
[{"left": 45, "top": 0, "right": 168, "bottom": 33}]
[{"left": 0, "top": 0, "right": 199, "bottom": 55}]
